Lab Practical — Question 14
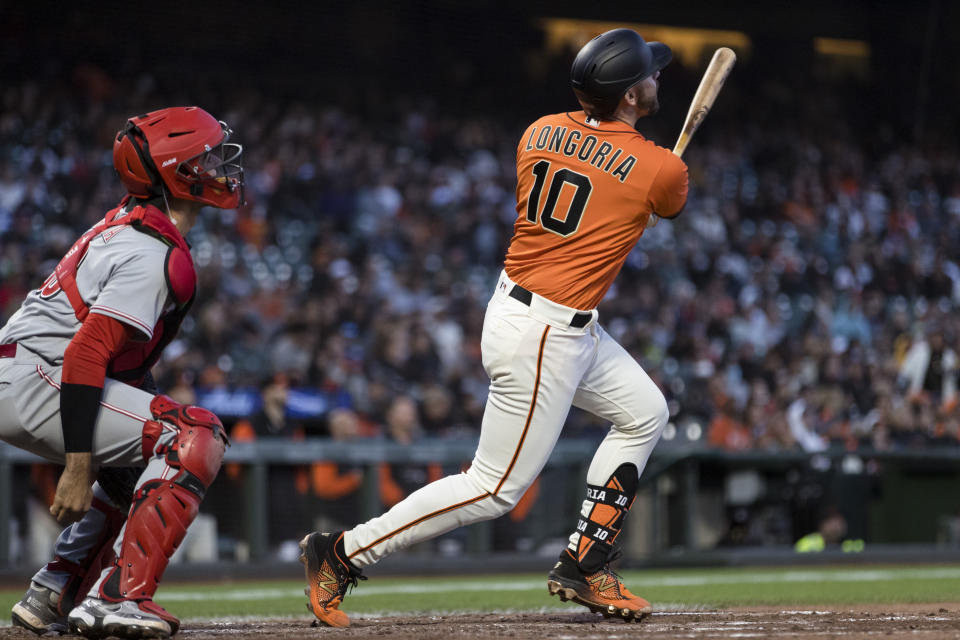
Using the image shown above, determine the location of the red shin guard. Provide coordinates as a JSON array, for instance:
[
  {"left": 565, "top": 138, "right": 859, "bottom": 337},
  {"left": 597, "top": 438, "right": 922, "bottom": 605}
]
[
  {"left": 100, "top": 479, "right": 201, "bottom": 601},
  {"left": 99, "top": 396, "right": 226, "bottom": 604}
]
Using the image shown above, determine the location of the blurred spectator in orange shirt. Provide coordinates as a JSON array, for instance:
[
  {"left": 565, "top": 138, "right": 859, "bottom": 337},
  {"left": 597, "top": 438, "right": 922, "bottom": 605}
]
[{"left": 708, "top": 407, "right": 753, "bottom": 451}]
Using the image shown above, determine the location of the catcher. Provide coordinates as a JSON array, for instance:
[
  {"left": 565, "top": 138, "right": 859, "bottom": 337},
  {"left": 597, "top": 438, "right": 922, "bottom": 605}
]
[{"left": 0, "top": 106, "right": 242, "bottom": 639}]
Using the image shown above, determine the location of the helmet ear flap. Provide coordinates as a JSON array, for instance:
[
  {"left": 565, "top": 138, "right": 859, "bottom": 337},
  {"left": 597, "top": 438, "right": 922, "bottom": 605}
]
[
  {"left": 189, "top": 183, "right": 203, "bottom": 197},
  {"left": 124, "top": 122, "right": 165, "bottom": 197}
]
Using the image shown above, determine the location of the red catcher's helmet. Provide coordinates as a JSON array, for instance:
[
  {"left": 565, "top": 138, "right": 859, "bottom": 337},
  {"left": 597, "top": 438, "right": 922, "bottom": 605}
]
[{"left": 113, "top": 106, "right": 244, "bottom": 209}]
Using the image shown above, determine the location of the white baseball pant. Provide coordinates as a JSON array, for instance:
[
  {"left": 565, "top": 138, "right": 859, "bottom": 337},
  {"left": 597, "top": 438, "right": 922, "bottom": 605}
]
[
  {"left": 344, "top": 270, "right": 668, "bottom": 567},
  {"left": 0, "top": 345, "right": 178, "bottom": 593}
]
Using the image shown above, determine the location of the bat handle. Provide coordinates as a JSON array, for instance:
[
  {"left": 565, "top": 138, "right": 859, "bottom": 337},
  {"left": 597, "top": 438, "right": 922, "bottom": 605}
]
[{"left": 672, "top": 133, "right": 690, "bottom": 158}]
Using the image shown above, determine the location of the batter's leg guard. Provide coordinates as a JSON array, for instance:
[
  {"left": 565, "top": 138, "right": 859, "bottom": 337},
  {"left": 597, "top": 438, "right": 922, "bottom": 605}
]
[
  {"left": 568, "top": 463, "right": 639, "bottom": 573},
  {"left": 81, "top": 396, "right": 227, "bottom": 636}
]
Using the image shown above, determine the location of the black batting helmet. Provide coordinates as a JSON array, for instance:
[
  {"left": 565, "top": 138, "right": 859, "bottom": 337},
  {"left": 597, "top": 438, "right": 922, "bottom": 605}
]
[{"left": 571, "top": 29, "right": 672, "bottom": 118}]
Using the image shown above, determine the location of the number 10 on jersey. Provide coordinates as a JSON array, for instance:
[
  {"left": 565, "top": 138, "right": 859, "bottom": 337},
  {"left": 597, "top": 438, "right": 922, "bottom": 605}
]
[{"left": 526, "top": 160, "right": 593, "bottom": 237}]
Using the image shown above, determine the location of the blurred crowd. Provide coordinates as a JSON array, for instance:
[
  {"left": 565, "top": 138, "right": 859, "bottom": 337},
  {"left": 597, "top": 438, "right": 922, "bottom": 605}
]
[{"left": 1, "top": 56, "right": 959, "bottom": 459}]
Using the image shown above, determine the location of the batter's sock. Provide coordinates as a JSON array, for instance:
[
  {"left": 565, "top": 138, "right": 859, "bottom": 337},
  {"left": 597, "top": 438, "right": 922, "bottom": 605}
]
[
  {"left": 567, "top": 463, "right": 638, "bottom": 573},
  {"left": 333, "top": 532, "right": 361, "bottom": 573}
]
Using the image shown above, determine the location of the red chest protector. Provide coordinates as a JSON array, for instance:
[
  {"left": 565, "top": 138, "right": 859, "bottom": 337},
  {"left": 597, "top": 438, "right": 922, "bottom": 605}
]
[{"left": 46, "top": 196, "right": 196, "bottom": 386}]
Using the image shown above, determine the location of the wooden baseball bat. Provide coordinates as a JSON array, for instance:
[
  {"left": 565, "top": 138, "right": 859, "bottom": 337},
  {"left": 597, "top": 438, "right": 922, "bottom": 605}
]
[
  {"left": 672, "top": 47, "right": 737, "bottom": 157},
  {"left": 646, "top": 47, "right": 736, "bottom": 229}
]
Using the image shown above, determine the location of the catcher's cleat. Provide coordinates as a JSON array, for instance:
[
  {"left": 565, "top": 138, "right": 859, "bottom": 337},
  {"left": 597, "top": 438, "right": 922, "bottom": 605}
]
[
  {"left": 11, "top": 581, "right": 68, "bottom": 635},
  {"left": 547, "top": 549, "right": 651, "bottom": 622},
  {"left": 299, "top": 531, "right": 366, "bottom": 628},
  {"left": 67, "top": 596, "right": 177, "bottom": 639}
]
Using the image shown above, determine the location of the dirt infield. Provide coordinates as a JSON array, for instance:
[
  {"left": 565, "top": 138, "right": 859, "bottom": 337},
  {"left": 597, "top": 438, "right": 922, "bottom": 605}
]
[{"left": 1, "top": 604, "right": 958, "bottom": 639}]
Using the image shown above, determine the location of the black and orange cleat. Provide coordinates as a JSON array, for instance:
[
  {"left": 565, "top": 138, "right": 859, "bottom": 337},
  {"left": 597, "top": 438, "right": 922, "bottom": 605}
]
[
  {"left": 299, "top": 531, "right": 366, "bottom": 628},
  {"left": 547, "top": 549, "right": 651, "bottom": 622}
]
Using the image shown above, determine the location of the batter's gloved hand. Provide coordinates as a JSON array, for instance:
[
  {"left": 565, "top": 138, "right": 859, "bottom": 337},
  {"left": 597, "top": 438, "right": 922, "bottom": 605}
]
[{"left": 51, "top": 452, "right": 96, "bottom": 524}]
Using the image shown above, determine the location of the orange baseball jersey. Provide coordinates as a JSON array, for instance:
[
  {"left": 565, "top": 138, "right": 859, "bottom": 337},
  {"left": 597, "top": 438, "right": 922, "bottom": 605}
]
[{"left": 503, "top": 110, "right": 688, "bottom": 310}]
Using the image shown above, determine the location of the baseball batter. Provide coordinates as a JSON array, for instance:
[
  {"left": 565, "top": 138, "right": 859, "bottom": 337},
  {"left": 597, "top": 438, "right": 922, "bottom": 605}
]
[
  {"left": 0, "top": 107, "right": 243, "bottom": 639},
  {"left": 300, "top": 29, "right": 687, "bottom": 627}
]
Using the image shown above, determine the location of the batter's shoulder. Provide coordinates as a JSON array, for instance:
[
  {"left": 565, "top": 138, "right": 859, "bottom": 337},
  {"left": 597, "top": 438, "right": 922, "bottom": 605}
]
[
  {"left": 632, "top": 136, "right": 688, "bottom": 176},
  {"left": 521, "top": 111, "right": 588, "bottom": 138},
  {"left": 632, "top": 134, "right": 682, "bottom": 160}
]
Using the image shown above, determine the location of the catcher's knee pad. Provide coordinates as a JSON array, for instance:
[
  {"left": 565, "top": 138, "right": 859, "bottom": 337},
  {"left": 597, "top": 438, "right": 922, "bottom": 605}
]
[
  {"left": 142, "top": 394, "right": 228, "bottom": 486},
  {"left": 103, "top": 396, "right": 227, "bottom": 602}
]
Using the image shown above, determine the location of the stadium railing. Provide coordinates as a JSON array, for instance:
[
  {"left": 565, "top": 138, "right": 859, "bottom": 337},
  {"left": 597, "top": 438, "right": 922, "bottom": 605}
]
[{"left": 2, "top": 440, "right": 959, "bottom": 566}]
